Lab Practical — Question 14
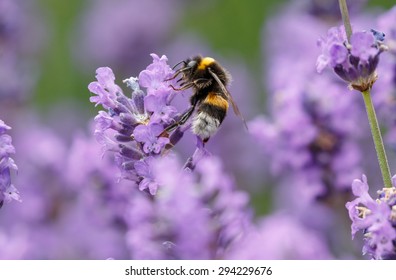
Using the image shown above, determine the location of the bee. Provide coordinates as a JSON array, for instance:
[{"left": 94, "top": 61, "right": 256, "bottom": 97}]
[{"left": 163, "top": 55, "right": 247, "bottom": 143}]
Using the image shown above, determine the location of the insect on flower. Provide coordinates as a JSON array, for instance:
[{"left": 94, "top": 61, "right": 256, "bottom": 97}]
[{"left": 162, "top": 55, "right": 247, "bottom": 143}]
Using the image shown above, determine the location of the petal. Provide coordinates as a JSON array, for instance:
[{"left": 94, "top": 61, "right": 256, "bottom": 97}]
[
  {"left": 134, "top": 160, "right": 149, "bottom": 177},
  {"left": 329, "top": 43, "right": 348, "bottom": 65},
  {"left": 351, "top": 176, "right": 369, "bottom": 196},
  {"left": 95, "top": 67, "right": 116, "bottom": 87},
  {"left": 150, "top": 123, "right": 165, "bottom": 137},
  {"left": 133, "top": 125, "right": 149, "bottom": 142}
]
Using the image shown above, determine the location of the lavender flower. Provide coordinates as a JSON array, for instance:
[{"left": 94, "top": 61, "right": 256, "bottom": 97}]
[
  {"left": 317, "top": 26, "right": 387, "bottom": 91},
  {"left": 0, "top": 124, "right": 133, "bottom": 259},
  {"left": 0, "top": 120, "right": 20, "bottom": 207},
  {"left": 124, "top": 155, "right": 252, "bottom": 259},
  {"left": 346, "top": 175, "right": 396, "bottom": 259},
  {"left": 255, "top": 4, "right": 367, "bottom": 254},
  {"left": 250, "top": 72, "right": 362, "bottom": 203},
  {"left": 89, "top": 53, "right": 209, "bottom": 195}
]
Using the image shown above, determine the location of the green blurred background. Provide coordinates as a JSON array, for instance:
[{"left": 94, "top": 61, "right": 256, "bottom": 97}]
[{"left": 34, "top": 0, "right": 393, "bottom": 110}]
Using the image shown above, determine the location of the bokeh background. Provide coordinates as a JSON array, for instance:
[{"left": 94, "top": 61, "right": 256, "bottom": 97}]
[{"left": 0, "top": 0, "right": 395, "bottom": 259}]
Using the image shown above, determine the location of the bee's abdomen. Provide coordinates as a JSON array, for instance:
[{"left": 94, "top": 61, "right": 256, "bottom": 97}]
[{"left": 192, "top": 93, "right": 228, "bottom": 141}]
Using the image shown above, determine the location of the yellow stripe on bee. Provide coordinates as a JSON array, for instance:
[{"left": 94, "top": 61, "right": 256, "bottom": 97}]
[
  {"left": 204, "top": 92, "right": 229, "bottom": 110},
  {"left": 198, "top": 57, "right": 215, "bottom": 70}
]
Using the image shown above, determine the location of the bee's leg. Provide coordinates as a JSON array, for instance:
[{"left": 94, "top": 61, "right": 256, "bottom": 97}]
[
  {"left": 159, "top": 105, "right": 195, "bottom": 137},
  {"left": 183, "top": 136, "right": 211, "bottom": 170},
  {"left": 193, "top": 78, "right": 211, "bottom": 88},
  {"left": 169, "top": 83, "right": 194, "bottom": 91}
]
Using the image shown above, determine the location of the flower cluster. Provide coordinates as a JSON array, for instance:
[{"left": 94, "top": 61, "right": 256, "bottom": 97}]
[
  {"left": 0, "top": 125, "right": 133, "bottom": 259},
  {"left": 0, "top": 120, "right": 20, "bottom": 208},
  {"left": 89, "top": 53, "right": 206, "bottom": 195},
  {"left": 251, "top": 9, "right": 363, "bottom": 207},
  {"left": 346, "top": 175, "right": 396, "bottom": 259},
  {"left": 124, "top": 155, "right": 251, "bottom": 259},
  {"left": 316, "top": 26, "right": 387, "bottom": 92}
]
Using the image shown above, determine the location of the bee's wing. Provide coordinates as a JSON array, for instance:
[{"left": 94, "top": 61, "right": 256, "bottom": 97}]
[{"left": 208, "top": 68, "right": 248, "bottom": 130}]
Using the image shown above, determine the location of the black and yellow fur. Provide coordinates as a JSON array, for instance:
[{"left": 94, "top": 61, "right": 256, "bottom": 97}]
[{"left": 164, "top": 55, "right": 245, "bottom": 143}]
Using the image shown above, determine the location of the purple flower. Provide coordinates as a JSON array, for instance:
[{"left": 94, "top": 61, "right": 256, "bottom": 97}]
[
  {"left": 133, "top": 124, "right": 169, "bottom": 154},
  {"left": 257, "top": 6, "right": 366, "bottom": 253},
  {"left": 89, "top": 53, "right": 208, "bottom": 195},
  {"left": 88, "top": 67, "right": 122, "bottom": 109},
  {"left": 227, "top": 212, "right": 332, "bottom": 259},
  {"left": 0, "top": 120, "right": 20, "bottom": 207},
  {"left": 134, "top": 157, "right": 158, "bottom": 195},
  {"left": 375, "top": 6, "right": 396, "bottom": 151},
  {"left": 350, "top": 32, "right": 378, "bottom": 62},
  {"left": 139, "top": 54, "right": 175, "bottom": 96},
  {"left": 0, "top": 229, "right": 29, "bottom": 259},
  {"left": 317, "top": 27, "right": 348, "bottom": 72},
  {"left": 317, "top": 27, "right": 387, "bottom": 91},
  {"left": 144, "top": 92, "right": 177, "bottom": 124},
  {"left": 378, "top": 6, "right": 396, "bottom": 54},
  {"left": 346, "top": 174, "right": 396, "bottom": 259},
  {"left": 0, "top": 0, "right": 46, "bottom": 102},
  {"left": 249, "top": 75, "right": 362, "bottom": 202},
  {"left": 0, "top": 124, "right": 136, "bottom": 259},
  {"left": 124, "top": 155, "right": 252, "bottom": 259}
]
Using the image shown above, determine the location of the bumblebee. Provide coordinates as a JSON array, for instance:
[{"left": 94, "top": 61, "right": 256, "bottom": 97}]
[{"left": 164, "top": 55, "right": 247, "bottom": 143}]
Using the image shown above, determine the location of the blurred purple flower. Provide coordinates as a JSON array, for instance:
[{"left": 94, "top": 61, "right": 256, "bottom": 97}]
[
  {"left": 0, "top": 124, "right": 133, "bottom": 259},
  {"left": 378, "top": 6, "right": 396, "bottom": 55},
  {"left": 256, "top": 5, "right": 368, "bottom": 256},
  {"left": 351, "top": 31, "right": 380, "bottom": 62},
  {"left": 125, "top": 155, "right": 252, "bottom": 259},
  {"left": 250, "top": 75, "right": 362, "bottom": 203},
  {"left": 0, "top": 120, "right": 20, "bottom": 207},
  {"left": 317, "top": 26, "right": 387, "bottom": 91},
  {"left": 134, "top": 156, "right": 158, "bottom": 195},
  {"left": 0, "top": 229, "right": 29, "bottom": 259},
  {"left": 227, "top": 212, "right": 332, "bottom": 259},
  {"left": 375, "top": 6, "right": 396, "bottom": 151},
  {"left": 0, "top": 0, "right": 45, "bottom": 102},
  {"left": 346, "top": 175, "right": 396, "bottom": 259}
]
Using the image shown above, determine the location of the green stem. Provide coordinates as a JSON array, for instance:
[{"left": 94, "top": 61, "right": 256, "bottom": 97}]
[
  {"left": 361, "top": 90, "right": 392, "bottom": 188},
  {"left": 338, "top": 0, "right": 353, "bottom": 42}
]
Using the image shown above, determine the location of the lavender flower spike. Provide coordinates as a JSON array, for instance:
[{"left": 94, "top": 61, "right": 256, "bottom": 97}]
[
  {"left": 346, "top": 174, "right": 396, "bottom": 259},
  {"left": 317, "top": 26, "right": 387, "bottom": 92},
  {"left": 125, "top": 155, "right": 252, "bottom": 259},
  {"left": 0, "top": 120, "right": 20, "bottom": 208},
  {"left": 89, "top": 53, "right": 202, "bottom": 195}
]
